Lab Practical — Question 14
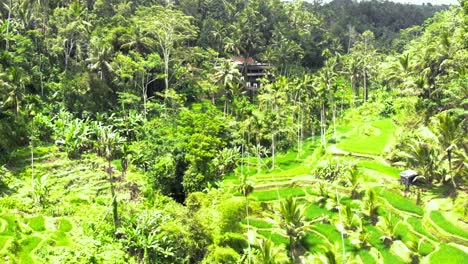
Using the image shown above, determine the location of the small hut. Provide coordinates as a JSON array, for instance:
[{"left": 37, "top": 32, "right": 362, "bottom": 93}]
[{"left": 400, "top": 170, "right": 418, "bottom": 190}]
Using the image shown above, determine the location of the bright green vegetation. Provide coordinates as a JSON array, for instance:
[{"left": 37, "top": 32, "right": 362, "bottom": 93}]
[
  {"left": 429, "top": 244, "right": 468, "bottom": 264},
  {"left": 249, "top": 188, "right": 307, "bottom": 201},
  {"left": 357, "top": 160, "right": 401, "bottom": 178},
  {"left": 377, "top": 188, "right": 424, "bottom": 216},
  {"left": 407, "top": 217, "right": 438, "bottom": 241},
  {"left": 429, "top": 211, "right": 468, "bottom": 240},
  {"left": 0, "top": 0, "right": 466, "bottom": 263},
  {"left": 337, "top": 119, "right": 396, "bottom": 155}
]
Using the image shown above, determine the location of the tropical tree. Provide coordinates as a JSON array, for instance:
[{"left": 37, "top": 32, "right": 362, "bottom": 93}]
[
  {"left": 97, "top": 125, "right": 123, "bottom": 230},
  {"left": 345, "top": 164, "right": 362, "bottom": 199},
  {"left": 430, "top": 112, "right": 464, "bottom": 189},
  {"left": 365, "top": 188, "right": 379, "bottom": 225},
  {"left": 135, "top": 6, "right": 197, "bottom": 96},
  {"left": 213, "top": 59, "right": 241, "bottom": 116},
  {"left": 118, "top": 210, "right": 176, "bottom": 263},
  {"left": 272, "top": 197, "right": 321, "bottom": 262},
  {"left": 401, "top": 137, "right": 440, "bottom": 184},
  {"left": 253, "top": 237, "right": 288, "bottom": 264},
  {"left": 377, "top": 213, "right": 401, "bottom": 247},
  {"left": 87, "top": 37, "right": 114, "bottom": 80}
]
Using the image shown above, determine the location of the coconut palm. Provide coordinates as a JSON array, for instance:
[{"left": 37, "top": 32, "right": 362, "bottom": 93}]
[
  {"left": 87, "top": 38, "right": 114, "bottom": 80},
  {"left": 97, "top": 125, "right": 123, "bottom": 230},
  {"left": 254, "top": 237, "right": 288, "bottom": 264},
  {"left": 401, "top": 137, "right": 440, "bottom": 184},
  {"left": 377, "top": 213, "right": 401, "bottom": 247},
  {"left": 365, "top": 189, "right": 379, "bottom": 225},
  {"left": 214, "top": 59, "right": 241, "bottom": 116},
  {"left": 273, "top": 197, "right": 320, "bottom": 262},
  {"left": 431, "top": 112, "right": 464, "bottom": 188},
  {"left": 345, "top": 164, "right": 362, "bottom": 199}
]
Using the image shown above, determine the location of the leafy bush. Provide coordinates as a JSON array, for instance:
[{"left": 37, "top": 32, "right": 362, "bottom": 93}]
[
  {"left": 58, "top": 218, "right": 72, "bottom": 232},
  {"left": 201, "top": 246, "right": 240, "bottom": 264},
  {"left": 313, "top": 158, "right": 350, "bottom": 182},
  {"left": 218, "top": 232, "right": 248, "bottom": 253},
  {"left": 31, "top": 113, "right": 54, "bottom": 143},
  {"left": 54, "top": 115, "right": 91, "bottom": 158}
]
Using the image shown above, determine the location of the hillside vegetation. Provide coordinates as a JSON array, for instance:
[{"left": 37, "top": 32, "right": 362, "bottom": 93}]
[{"left": 0, "top": 0, "right": 467, "bottom": 263}]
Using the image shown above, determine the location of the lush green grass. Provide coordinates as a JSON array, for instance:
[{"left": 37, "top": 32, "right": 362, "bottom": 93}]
[
  {"left": 303, "top": 232, "right": 328, "bottom": 253},
  {"left": 28, "top": 216, "right": 46, "bottom": 232},
  {"left": 337, "top": 119, "right": 395, "bottom": 155},
  {"left": 429, "top": 244, "right": 468, "bottom": 264},
  {"left": 430, "top": 211, "right": 468, "bottom": 239},
  {"left": 305, "top": 203, "right": 335, "bottom": 219},
  {"left": 407, "top": 217, "right": 437, "bottom": 241},
  {"left": 243, "top": 218, "right": 273, "bottom": 229},
  {"left": 358, "top": 250, "right": 377, "bottom": 264},
  {"left": 0, "top": 215, "right": 17, "bottom": 236},
  {"left": 358, "top": 160, "right": 401, "bottom": 178},
  {"left": 419, "top": 240, "right": 435, "bottom": 256},
  {"left": 0, "top": 236, "right": 11, "bottom": 251},
  {"left": 394, "top": 222, "right": 418, "bottom": 244},
  {"left": 364, "top": 225, "right": 406, "bottom": 264},
  {"left": 257, "top": 230, "right": 289, "bottom": 245},
  {"left": 376, "top": 188, "right": 423, "bottom": 216},
  {"left": 19, "top": 236, "right": 42, "bottom": 263},
  {"left": 249, "top": 187, "right": 308, "bottom": 201}
]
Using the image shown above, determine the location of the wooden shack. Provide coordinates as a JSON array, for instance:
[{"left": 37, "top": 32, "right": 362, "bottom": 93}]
[{"left": 400, "top": 170, "right": 418, "bottom": 190}]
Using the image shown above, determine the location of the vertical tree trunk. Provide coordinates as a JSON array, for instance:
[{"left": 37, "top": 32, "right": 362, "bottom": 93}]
[
  {"left": 333, "top": 103, "right": 337, "bottom": 139},
  {"left": 363, "top": 69, "right": 367, "bottom": 102},
  {"left": 108, "top": 160, "right": 119, "bottom": 230},
  {"left": 5, "top": 0, "right": 12, "bottom": 51},
  {"left": 271, "top": 133, "right": 275, "bottom": 170}
]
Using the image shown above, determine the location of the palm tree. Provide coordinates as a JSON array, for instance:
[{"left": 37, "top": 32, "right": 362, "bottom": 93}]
[
  {"left": 254, "top": 238, "right": 289, "bottom": 264},
  {"left": 309, "top": 242, "right": 348, "bottom": 264},
  {"left": 346, "top": 164, "right": 361, "bottom": 199},
  {"left": 87, "top": 38, "right": 114, "bottom": 80},
  {"left": 365, "top": 189, "right": 379, "bottom": 225},
  {"left": 431, "top": 112, "right": 463, "bottom": 189},
  {"left": 98, "top": 125, "right": 123, "bottom": 230},
  {"left": 1, "top": 66, "right": 29, "bottom": 116},
  {"left": 238, "top": 173, "right": 254, "bottom": 262},
  {"left": 214, "top": 59, "right": 241, "bottom": 116},
  {"left": 401, "top": 138, "right": 440, "bottom": 184},
  {"left": 121, "top": 25, "right": 154, "bottom": 53},
  {"left": 273, "top": 197, "right": 319, "bottom": 262},
  {"left": 377, "top": 213, "right": 401, "bottom": 247}
]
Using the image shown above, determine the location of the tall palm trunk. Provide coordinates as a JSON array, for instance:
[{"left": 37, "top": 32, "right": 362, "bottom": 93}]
[
  {"left": 108, "top": 159, "right": 119, "bottom": 230},
  {"left": 5, "top": 0, "right": 12, "bottom": 51},
  {"left": 271, "top": 133, "right": 275, "bottom": 170}
]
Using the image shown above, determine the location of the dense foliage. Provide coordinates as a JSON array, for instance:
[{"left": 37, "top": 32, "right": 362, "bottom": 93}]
[{"left": 0, "top": 0, "right": 467, "bottom": 263}]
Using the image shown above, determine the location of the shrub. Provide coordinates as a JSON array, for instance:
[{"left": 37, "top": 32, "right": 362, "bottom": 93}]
[
  {"left": 58, "top": 218, "right": 72, "bottom": 232},
  {"left": 218, "top": 232, "right": 248, "bottom": 253},
  {"left": 201, "top": 246, "right": 240, "bottom": 264}
]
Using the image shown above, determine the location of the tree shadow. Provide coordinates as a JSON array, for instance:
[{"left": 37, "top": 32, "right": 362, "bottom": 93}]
[{"left": 0, "top": 181, "right": 14, "bottom": 196}]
